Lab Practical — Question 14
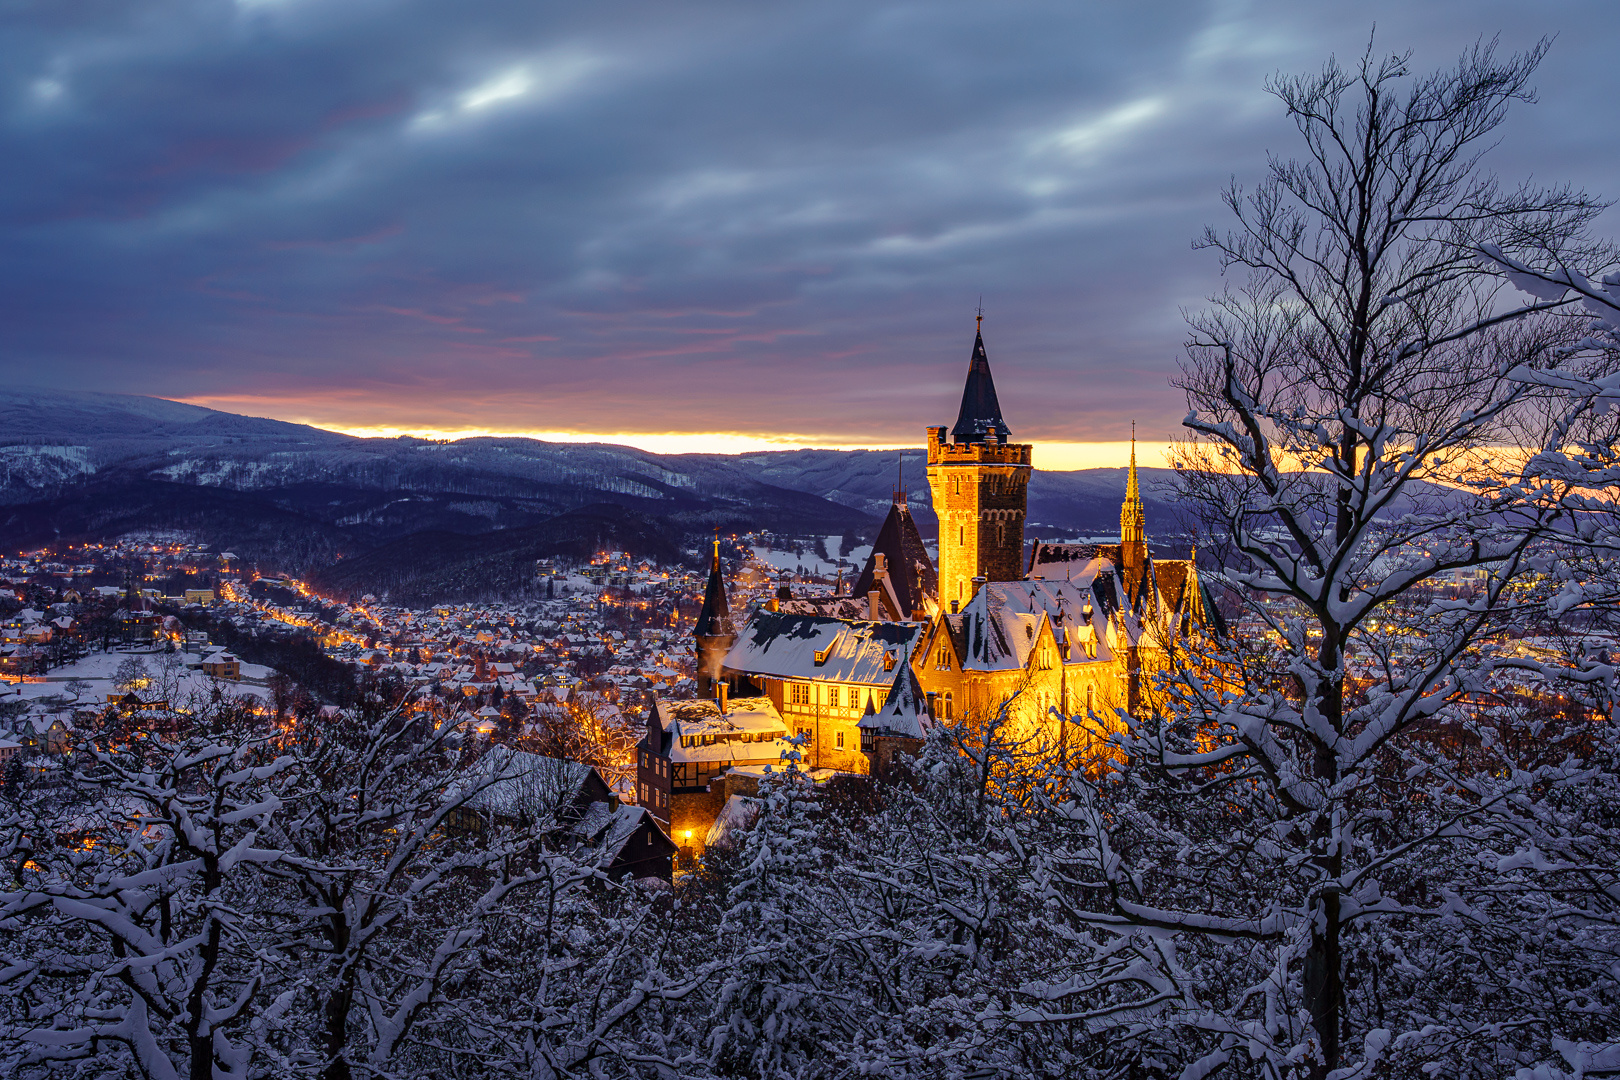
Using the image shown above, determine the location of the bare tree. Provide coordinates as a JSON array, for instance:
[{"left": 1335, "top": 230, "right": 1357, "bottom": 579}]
[{"left": 1047, "top": 38, "right": 1617, "bottom": 1080}]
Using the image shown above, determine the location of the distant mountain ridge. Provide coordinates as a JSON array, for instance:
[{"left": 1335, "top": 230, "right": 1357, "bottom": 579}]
[{"left": 0, "top": 387, "right": 1189, "bottom": 597}]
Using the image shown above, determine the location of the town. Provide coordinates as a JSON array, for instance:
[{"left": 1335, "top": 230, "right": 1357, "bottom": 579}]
[{"left": 2, "top": 20, "right": 1616, "bottom": 1079}]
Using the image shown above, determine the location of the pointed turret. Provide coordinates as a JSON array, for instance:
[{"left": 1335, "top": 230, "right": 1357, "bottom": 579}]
[
  {"left": 694, "top": 535, "right": 736, "bottom": 699},
  {"left": 950, "top": 317, "right": 1012, "bottom": 445},
  {"left": 1120, "top": 424, "right": 1148, "bottom": 599},
  {"left": 852, "top": 480, "right": 939, "bottom": 621}
]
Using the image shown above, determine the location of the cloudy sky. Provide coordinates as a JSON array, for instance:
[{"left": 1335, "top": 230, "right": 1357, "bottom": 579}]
[{"left": 3, "top": 0, "right": 1616, "bottom": 464}]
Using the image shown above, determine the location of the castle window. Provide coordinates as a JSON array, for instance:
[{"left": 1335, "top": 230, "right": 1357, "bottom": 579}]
[
  {"left": 959, "top": 525, "right": 966, "bottom": 546},
  {"left": 790, "top": 682, "right": 810, "bottom": 705},
  {"left": 935, "top": 645, "right": 951, "bottom": 670},
  {"left": 998, "top": 523, "right": 1006, "bottom": 546},
  {"left": 836, "top": 730, "right": 845, "bottom": 749},
  {"left": 828, "top": 686, "right": 840, "bottom": 708},
  {"left": 942, "top": 692, "right": 954, "bottom": 720},
  {"left": 1087, "top": 684, "right": 1095, "bottom": 712}
]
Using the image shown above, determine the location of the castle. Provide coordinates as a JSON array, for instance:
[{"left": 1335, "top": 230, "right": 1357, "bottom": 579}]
[{"left": 638, "top": 320, "right": 1221, "bottom": 854}]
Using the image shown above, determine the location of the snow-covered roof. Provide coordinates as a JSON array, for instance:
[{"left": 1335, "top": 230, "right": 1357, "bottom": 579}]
[
  {"left": 704, "top": 793, "right": 761, "bottom": 849},
  {"left": 943, "top": 578, "right": 1116, "bottom": 673},
  {"left": 651, "top": 696, "right": 794, "bottom": 764},
  {"left": 456, "top": 746, "right": 595, "bottom": 820},
  {"left": 723, "top": 612, "right": 920, "bottom": 686},
  {"left": 860, "top": 662, "right": 933, "bottom": 739}
]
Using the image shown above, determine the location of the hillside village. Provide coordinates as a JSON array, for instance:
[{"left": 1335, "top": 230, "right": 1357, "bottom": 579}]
[{"left": 1, "top": 329, "right": 1595, "bottom": 875}]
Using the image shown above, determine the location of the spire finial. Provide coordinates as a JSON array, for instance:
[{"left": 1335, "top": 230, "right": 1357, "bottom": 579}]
[
  {"left": 1122, "top": 421, "right": 1145, "bottom": 547},
  {"left": 712, "top": 528, "right": 720, "bottom": 572},
  {"left": 975, "top": 298, "right": 983, "bottom": 333}
]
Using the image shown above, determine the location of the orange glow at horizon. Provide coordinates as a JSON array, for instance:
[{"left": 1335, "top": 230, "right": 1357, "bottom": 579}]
[{"left": 172, "top": 394, "right": 1177, "bottom": 470}]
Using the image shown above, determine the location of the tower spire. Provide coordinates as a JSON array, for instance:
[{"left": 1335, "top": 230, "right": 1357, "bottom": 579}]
[
  {"left": 695, "top": 529, "right": 734, "bottom": 700},
  {"left": 951, "top": 314, "right": 1011, "bottom": 444},
  {"left": 1120, "top": 422, "right": 1147, "bottom": 590}
]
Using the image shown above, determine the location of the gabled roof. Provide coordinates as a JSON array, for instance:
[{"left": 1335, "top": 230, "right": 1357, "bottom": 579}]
[
  {"left": 456, "top": 746, "right": 604, "bottom": 821},
  {"left": 860, "top": 662, "right": 933, "bottom": 739},
  {"left": 723, "top": 612, "right": 920, "bottom": 685},
  {"left": 950, "top": 327, "right": 1012, "bottom": 444},
  {"left": 586, "top": 805, "right": 676, "bottom": 866},
  {"left": 941, "top": 579, "right": 1117, "bottom": 673},
  {"left": 851, "top": 498, "right": 938, "bottom": 619},
  {"left": 1028, "top": 541, "right": 1107, "bottom": 580}
]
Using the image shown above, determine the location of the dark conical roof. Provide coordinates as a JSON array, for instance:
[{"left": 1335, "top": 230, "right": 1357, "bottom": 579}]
[
  {"left": 851, "top": 499, "right": 938, "bottom": 619},
  {"left": 950, "top": 327, "right": 1012, "bottom": 444},
  {"left": 695, "top": 541, "right": 733, "bottom": 639}
]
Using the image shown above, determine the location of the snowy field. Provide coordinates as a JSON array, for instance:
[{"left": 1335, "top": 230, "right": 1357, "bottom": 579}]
[
  {"left": 1, "top": 646, "right": 277, "bottom": 707},
  {"left": 751, "top": 536, "right": 872, "bottom": 578}
]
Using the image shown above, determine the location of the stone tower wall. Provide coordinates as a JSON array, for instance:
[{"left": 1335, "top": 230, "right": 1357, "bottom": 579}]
[{"left": 925, "top": 426, "right": 1032, "bottom": 609}]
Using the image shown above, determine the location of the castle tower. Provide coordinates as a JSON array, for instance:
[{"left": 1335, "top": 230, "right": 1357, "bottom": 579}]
[
  {"left": 1120, "top": 423, "right": 1147, "bottom": 595},
  {"left": 926, "top": 318, "right": 1032, "bottom": 610},
  {"left": 694, "top": 535, "right": 736, "bottom": 700}
]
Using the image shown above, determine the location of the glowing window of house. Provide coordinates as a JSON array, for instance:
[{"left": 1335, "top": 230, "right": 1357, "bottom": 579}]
[
  {"left": 942, "top": 692, "right": 953, "bottom": 720},
  {"left": 828, "top": 686, "right": 840, "bottom": 708},
  {"left": 790, "top": 682, "right": 810, "bottom": 705},
  {"left": 935, "top": 645, "right": 951, "bottom": 670},
  {"left": 836, "top": 730, "right": 845, "bottom": 749}
]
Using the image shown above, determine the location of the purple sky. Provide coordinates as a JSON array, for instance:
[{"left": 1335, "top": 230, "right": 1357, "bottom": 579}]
[{"left": 3, "top": 1, "right": 1617, "bottom": 455}]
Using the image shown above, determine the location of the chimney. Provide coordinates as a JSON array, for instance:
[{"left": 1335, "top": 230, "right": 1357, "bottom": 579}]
[
  {"left": 717, "top": 681, "right": 728, "bottom": 715},
  {"left": 972, "top": 575, "right": 986, "bottom": 597},
  {"left": 868, "top": 589, "right": 881, "bottom": 621},
  {"left": 950, "top": 599, "right": 959, "bottom": 614}
]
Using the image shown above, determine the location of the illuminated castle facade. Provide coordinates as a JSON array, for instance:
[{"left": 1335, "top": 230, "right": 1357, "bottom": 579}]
[{"left": 642, "top": 320, "right": 1221, "bottom": 848}]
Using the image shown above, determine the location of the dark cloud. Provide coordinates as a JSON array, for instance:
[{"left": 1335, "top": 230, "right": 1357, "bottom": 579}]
[{"left": 1, "top": 0, "right": 1615, "bottom": 446}]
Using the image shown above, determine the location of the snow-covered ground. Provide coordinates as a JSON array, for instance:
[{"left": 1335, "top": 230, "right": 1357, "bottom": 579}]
[
  {"left": 752, "top": 539, "right": 871, "bottom": 578},
  {"left": 2, "top": 647, "right": 275, "bottom": 707}
]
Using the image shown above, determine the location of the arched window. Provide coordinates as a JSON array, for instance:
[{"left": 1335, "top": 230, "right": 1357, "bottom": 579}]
[
  {"left": 1086, "top": 684, "right": 1095, "bottom": 712},
  {"left": 943, "top": 692, "right": 954, "bottom": 720}
]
